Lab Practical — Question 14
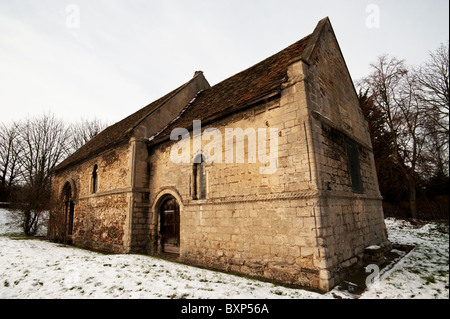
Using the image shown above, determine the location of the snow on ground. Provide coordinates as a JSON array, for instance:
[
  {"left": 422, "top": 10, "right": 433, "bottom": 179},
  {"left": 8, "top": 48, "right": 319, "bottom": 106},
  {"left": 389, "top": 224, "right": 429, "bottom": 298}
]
[
  {"left": 0, "top": 207, "right": 47, "bottom": 237},
  {"left": 0, "top": 208, "right": 22, "bottom": 236},
  {"left": 361, "top": 218, "right": 449, "bottom": 299},
  {"left": 0, "top": 208, "right": 448, "bottom": 299}
]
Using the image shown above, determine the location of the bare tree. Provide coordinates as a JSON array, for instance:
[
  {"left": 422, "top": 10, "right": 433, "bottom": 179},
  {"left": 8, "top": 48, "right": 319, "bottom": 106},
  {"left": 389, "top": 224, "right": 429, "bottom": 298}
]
[
  {"left": 416, "top": 42, "right": 449, "bottom": 177},
  {"left": 360, "top": 55, "right": 426, "bottom": 218},
  {"left": 69, "top": 118, "right": 108, "bottom": 152},
  {"left": 0, "top": 122, "right": 22, "bottom": 187},
  {"left": 19, "top": 113, "right": 71, "bottom": 186},
  {"left": 2, "top": 112, "right": 108, "bottom": 236},
  {"left": 358, "top": 89, "right": 409, "bottom": 205},
  {"left": 417, "top": 42, "right": 449, "bottom": 135},
  {"left": 11, "top": 113, "right": 71, "bottom": 236}
]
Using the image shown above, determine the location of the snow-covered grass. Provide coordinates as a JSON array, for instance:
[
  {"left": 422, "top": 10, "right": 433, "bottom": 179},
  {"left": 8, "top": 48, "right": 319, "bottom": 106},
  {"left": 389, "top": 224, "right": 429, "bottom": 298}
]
[
  {"left": 361, "top": 218, "right": 449, "bottom": 299},
  {"left": 0, "top": 207, "right": 47, "bottom": 237},
  {"left": 0, "top": 208, "right": 22, "bottom": 236},
  {"left": 0, "top": 208, "right": 448, "bottom": 299}
]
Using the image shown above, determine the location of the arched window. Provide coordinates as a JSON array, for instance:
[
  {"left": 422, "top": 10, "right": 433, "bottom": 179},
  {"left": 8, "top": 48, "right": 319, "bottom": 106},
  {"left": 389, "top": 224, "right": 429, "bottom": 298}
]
[
  {"left": 193, "top": 154, "right": 206, "bottom": 200},
  {"left": 91, "top": 165, "right": 98, "bottom": 194}
]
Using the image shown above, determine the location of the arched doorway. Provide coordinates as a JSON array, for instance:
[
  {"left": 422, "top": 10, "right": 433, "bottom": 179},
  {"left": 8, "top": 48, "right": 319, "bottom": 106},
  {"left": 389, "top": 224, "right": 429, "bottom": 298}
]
[
  {"left": 159, "top": 196, "right": 180, "bottom": 254},
  {"left": 62, "top": 182, "right": 75, "bottom": 239}
]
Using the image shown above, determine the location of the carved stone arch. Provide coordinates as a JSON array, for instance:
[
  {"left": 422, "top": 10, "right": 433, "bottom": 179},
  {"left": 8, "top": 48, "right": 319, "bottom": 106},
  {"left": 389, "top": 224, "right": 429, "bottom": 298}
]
[
  {"left": 152, "top": 187, "right": 183, "bottom": 212},
  {"left": 60, "top": 179, "right": 77, "bottom": 201},
  {"left": 60, "top": 179, "right": 77, "bottom": 240},
  {"left": 151, "top": 187, "right": 183, "bottom": 255}
]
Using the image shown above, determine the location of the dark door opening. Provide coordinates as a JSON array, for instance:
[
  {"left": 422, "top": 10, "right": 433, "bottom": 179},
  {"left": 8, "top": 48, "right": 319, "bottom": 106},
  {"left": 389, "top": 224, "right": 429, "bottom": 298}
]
[
  {"left": 67, "top": 201, "right": 74, "bottom": 235},
  {"left": 62, "top": 182, "right": 75, "bottom": 242},
  {"left": 160, "top": 197, "right": 180, "bottom": 254}
]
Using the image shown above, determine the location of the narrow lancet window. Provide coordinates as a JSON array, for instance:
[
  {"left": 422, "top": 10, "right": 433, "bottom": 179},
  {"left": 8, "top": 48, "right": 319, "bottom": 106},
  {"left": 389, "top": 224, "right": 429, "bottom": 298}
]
[
  {"left": 193, "top": 155, "right": 206, "bottom": 200},
  {"left": 91, "top": 164, "right": 98, "bottom": 194}
]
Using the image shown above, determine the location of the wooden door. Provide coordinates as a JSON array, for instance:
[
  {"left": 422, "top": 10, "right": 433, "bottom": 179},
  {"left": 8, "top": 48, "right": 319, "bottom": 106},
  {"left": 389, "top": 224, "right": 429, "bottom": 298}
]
[{"left": 160, "top": 198, "right": 180, "bottom": 254}]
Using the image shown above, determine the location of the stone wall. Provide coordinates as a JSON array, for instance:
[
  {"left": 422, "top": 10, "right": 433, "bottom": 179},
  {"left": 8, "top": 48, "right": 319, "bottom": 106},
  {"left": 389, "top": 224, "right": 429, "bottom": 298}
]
[
  {"left": 49, "top": 18, "right": 390, "bottom": 292},
  {"left": 74, "top": 193, "right": 128, "bottom": 253},
  {"left": 51, "top": 142, "right": 132, "bottom": 253},
  {"left": 142, "top": 29, "right": 390, "bottom": 290},
  {"left": 181, "top": 198, "right": 325, "bottom": 289},
  {"left": 144, "top": 62, "right": 334, "bottom": 290},
  {"left": 301, "top": 20, "right": 390, "bottom": 287},
  {"left": 147, "top": 94, "right": 316, "bottom": 204},
  {"left": 50, "top": 71, "right": 209, "bottom": 255}
]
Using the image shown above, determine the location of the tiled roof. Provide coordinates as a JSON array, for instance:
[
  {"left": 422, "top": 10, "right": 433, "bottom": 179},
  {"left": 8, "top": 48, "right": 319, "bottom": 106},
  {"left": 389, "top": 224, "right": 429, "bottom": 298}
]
[
  {"left": 55, "top": 31, "right": 312, "bottom": 172},
  {"left": 150, "top": 34, "right": 311, "bottom": 143}
]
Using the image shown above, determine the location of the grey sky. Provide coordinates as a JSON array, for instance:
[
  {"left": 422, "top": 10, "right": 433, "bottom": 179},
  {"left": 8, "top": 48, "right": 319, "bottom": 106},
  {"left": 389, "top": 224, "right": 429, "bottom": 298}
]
[{"left": 0, "top": 0, "right": 448, "bottom": 125}]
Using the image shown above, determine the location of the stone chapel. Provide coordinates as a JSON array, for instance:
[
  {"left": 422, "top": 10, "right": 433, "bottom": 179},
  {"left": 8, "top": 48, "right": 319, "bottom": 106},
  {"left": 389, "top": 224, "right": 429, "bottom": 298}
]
[{"left": 49, "top": 18, "right": 390, "bottom": 292}]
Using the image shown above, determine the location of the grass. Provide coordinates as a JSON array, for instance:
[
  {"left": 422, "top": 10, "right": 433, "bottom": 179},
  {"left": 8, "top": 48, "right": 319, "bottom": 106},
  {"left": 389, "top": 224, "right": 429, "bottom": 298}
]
[
  {"left": 1, "top": 233, "right": 28, "bottom": 238},
  {"left": 423, "top": 275, "right": 436, "bottom": 284}
]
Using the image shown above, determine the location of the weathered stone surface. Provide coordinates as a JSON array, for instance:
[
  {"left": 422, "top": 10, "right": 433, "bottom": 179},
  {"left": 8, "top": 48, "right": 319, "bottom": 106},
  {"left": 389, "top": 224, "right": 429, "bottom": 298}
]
[
  {"left": 50, "top": 18, "right": 390, "bottom": 292},
  {"left": 50, "top": 143, "right": 132, "bottom": 254}
]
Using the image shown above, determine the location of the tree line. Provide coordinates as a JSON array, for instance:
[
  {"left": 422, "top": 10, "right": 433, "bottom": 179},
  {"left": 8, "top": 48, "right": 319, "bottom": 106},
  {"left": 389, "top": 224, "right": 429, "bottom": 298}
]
[
  {"left": 0, "top": 114, "right": 108, "bottom": 235},
  {"left": 358, "top": 41, "right": 449, "bottom": 220}
]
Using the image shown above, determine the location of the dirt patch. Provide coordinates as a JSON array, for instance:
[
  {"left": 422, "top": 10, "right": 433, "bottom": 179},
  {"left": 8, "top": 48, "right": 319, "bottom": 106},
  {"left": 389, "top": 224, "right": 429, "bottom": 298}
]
[{"left": 336, "top": 244, "right": 415, "bottom": 296}]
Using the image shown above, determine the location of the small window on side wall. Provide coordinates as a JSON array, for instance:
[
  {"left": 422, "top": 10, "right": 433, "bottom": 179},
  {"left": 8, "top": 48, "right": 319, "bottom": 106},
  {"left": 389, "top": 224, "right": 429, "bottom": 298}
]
[
  {"left": 193, "top": 154, "right": 206, "bottom": 200},
  {"left": 91, "top": 164, "right": 98, "bottom": 194},
  {"left": 345, "top": 137, "right": 364, "bottom": 194}
]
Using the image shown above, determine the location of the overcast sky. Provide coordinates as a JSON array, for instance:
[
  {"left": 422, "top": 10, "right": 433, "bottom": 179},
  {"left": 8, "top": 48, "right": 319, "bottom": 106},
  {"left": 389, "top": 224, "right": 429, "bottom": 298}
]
[{"left": 0, "top": 0, "right": 448, "bottom": 125}]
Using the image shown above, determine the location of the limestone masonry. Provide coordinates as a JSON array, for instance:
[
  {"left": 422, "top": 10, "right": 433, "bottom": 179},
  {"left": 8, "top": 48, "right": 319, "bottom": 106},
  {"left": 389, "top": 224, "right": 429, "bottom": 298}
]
[{"left": 50, "top": 18, "right": 390, "bottom": 292}]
